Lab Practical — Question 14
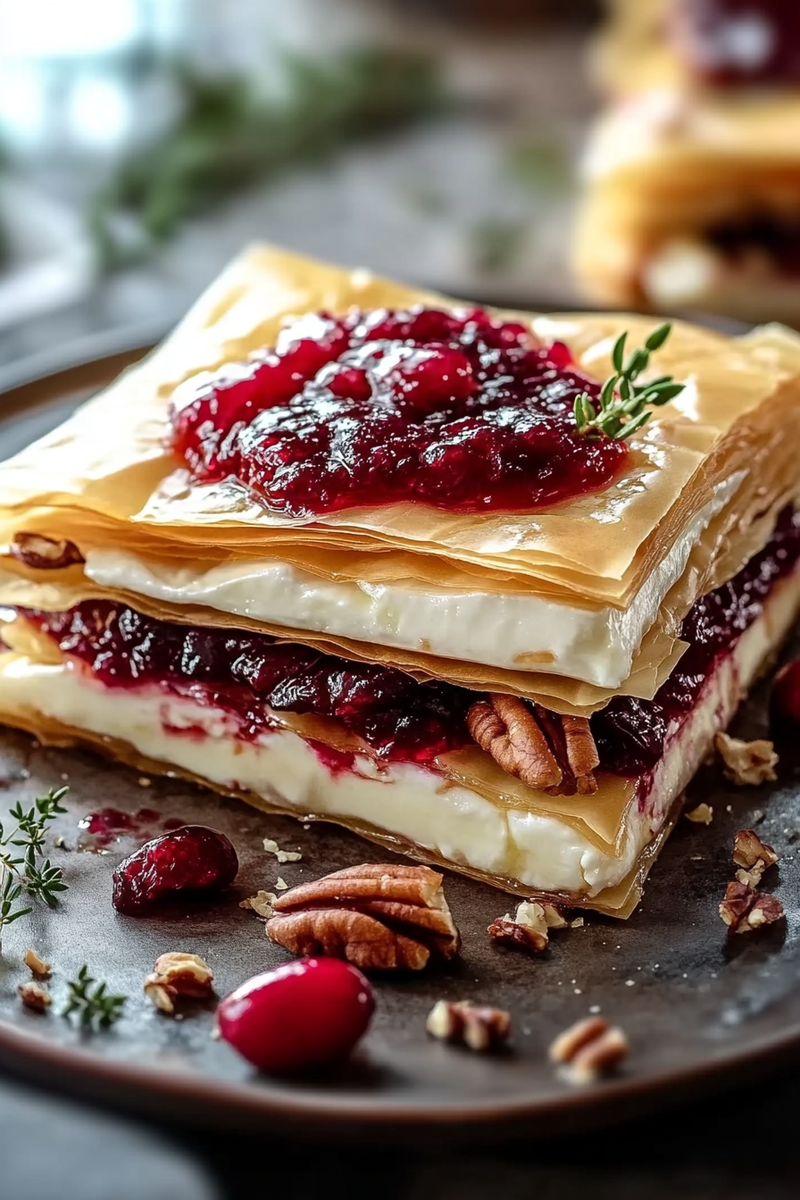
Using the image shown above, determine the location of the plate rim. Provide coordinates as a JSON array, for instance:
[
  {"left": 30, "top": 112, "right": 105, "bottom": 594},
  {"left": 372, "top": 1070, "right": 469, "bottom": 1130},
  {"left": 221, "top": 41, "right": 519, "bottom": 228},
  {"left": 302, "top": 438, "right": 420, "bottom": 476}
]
[{"left": 1, "top": 333, "right": 799, "bottom": 1142}]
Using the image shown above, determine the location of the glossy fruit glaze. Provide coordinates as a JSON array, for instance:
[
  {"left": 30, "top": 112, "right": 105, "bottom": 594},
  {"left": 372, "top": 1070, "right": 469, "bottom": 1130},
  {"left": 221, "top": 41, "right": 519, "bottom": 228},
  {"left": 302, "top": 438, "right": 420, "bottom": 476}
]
[
  {"left": 594, "top": 506, "right": 800, "bottom": 777},
  {"left": 673, "top": 0, "right": 800, "bottom": 84},
  {"left": 23, "top": 600, "right": 472, "bottom": 764},
  {"left": 707, "top": 214, "right": 800, "bottom": 277},
  {"left": 20, "top": 508, "right": 800, "bottom": 780},
  {"left": 111, "top": 824, "right": 239, "bottom": 915},
  {"left": 169, "top": 305, "right": 628, "bottom": 515},
  {"left": 218, "top": 958, "right": 375, "bottom": 1074}
]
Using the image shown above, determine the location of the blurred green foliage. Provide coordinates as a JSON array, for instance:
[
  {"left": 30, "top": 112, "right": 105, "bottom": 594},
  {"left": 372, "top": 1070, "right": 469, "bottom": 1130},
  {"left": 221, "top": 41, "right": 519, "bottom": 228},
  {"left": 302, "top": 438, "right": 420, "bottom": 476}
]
[{"left": 89, "top": 48, "right": 448, "bottom": 271}]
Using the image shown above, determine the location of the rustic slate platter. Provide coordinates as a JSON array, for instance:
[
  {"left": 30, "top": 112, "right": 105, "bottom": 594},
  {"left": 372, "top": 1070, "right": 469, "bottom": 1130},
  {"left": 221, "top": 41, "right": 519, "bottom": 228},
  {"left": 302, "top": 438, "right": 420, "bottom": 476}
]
[{"left": 1, "top": 343, "right": 800, "bottom": 1145}]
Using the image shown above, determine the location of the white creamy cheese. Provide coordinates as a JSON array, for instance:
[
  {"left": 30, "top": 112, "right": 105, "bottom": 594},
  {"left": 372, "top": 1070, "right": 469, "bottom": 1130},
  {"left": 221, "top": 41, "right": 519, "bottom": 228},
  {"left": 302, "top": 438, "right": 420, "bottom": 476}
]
[
  {"left": 84, "top": 477, "right": 743, "bottom": 690},
  {"left": 4, "top": 560, "right": 798, "bottom": 900},
  {"left": 0, "top": 655, "right": 646, "bottom": 895}
]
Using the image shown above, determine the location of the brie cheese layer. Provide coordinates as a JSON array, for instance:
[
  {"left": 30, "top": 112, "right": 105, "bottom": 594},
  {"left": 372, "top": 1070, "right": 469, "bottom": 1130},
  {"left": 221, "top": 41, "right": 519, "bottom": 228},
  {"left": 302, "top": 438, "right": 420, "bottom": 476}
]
[
  {"left": 84, "top": 476, "right": 743, "bottom": 689},
  {"left": 3, "top": 550, "right": 797, "bottom": 899}
]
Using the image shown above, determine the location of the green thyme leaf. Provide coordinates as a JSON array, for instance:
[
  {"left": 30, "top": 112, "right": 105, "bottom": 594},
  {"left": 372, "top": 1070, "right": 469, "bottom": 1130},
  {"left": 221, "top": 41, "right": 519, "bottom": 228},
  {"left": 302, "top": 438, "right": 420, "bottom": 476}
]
[
  {"left": 573, "top": 323, "right": 685, "bottom": 441},
  {"left": 62, "top": 965, "right": 127, "bottom": 1028},
  {"left": 0, "top": 787, "right": 68, "bottom": 946}
]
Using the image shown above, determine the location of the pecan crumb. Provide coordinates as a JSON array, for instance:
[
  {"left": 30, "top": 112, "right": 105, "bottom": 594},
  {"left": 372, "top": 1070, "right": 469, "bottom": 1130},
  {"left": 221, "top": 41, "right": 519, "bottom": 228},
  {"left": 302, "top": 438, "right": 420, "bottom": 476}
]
[
  {"left": 685, "top": 802, "right": 713, "bottom": 825},
  {"left": 488, "top": 899, "right": 567, "bottom": 955},
  {"left": 239, "top": 890, "right": 277, "bottom": 919},
  {"left": 733, "top": 829, "right": 779, "bottom": 888},
  {"left": 426, "top": 999, "right": 511, "bottom": 1052},
  {"left": 275, "top": 876, "right": 288, "bottom": 891},
  {"left": 263, "top": 837, "right": 302, "bottom": 864},
  {"left": 549, "top": 1016, "right": 628, "bottom": 1085},
  {"left": 714, "top": 732, "right": 778, "bottom": 786},
  {"left": 143, "top": 952, "right": 214, "bottom": 1016},
  {"left": 18, "top": 981, "right": 51, "bottom": 1012},
  {"left": 719, "top": 881, "right": 785, "bottom": 933},
  {"left": 23, "top": 948, "right": 51, "bottom": 978},
  {"left": 266, "top": 862, "right": 460, "bottom": 971},
  {"left": 571, "top": 916, "right": 585, "bottom": 929}
]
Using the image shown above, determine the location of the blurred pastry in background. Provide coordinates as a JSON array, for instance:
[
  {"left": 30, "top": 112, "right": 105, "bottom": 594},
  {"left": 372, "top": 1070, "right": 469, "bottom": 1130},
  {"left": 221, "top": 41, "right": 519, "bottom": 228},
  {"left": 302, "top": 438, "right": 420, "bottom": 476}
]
[{"left": 576, "top": 0, "right": 800, "bottom": 324}]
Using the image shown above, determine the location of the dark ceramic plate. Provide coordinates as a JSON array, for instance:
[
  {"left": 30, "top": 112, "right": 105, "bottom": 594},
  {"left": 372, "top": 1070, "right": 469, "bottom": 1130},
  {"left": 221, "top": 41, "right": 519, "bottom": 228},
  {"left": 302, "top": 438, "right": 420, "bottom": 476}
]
[{"left": 1, "top": 335, "right": 799, "bottom": 1146}]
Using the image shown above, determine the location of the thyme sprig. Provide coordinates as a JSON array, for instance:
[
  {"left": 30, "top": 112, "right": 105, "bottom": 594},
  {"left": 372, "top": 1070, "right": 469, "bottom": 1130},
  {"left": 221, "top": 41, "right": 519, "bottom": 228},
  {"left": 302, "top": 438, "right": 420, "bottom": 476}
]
[
  {"left": 62, "top": 965, "right": 127, "bottom": 1028},
  {"left": 574, "top": 323, "right": 686, "bottom": 440},
  {"left": 0, "top": 786, "right": 69, "bottom": 939}
]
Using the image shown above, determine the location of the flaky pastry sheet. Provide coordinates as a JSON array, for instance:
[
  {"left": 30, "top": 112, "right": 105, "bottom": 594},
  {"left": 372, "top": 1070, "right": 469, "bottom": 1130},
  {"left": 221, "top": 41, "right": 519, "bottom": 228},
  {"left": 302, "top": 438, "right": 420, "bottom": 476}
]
[{"left": 3, "top": 246, "right": 800, "bottom": 613}]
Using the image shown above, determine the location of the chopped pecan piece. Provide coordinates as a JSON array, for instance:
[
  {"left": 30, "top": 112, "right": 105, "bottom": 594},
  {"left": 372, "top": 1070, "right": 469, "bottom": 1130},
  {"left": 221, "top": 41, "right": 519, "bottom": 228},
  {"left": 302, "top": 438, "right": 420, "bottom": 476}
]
[
  {"left": 467, "top": 694, "right": 598, "bottom": 796},
  {"left": 714, "top": 732, "right": 778, "bottom": 786},
  {"left": 266, "top": 863, "right": 460, "bottom": 971},
  {"left": 684, "top": 802, "right": 713, "bottom": 825},
  {"left": 733, "top": 829, "right": 778, "bottom": 888},
  {"left": 10, "top": 533, "right": 84, "bottom": 571},
  {"left": 263, "top": 837, "right": 302, "bottom": 863},
  {"left": 549, "top": 1016, "right": 628, "bottom": 1085},
  {"left": 719, "top": 881, "right": 785, "bottom": 933},
  {"left": 488, "top": 899, "right": 567, "bottom": 955},
  {"left": 143, "top": 951, "right": 214, "bottom": 1015},
  {"left": 23, "top": 948, "right": 51, "bottom": 978},
  {"left": 426, "top": 999, "right": 511, "bottom": 1052},
  {"left": 18, "top": 981, "right": 51, "bottom": 1012},
  {"left": 239, "top": 890, "right": 278, "bottom": 919}
]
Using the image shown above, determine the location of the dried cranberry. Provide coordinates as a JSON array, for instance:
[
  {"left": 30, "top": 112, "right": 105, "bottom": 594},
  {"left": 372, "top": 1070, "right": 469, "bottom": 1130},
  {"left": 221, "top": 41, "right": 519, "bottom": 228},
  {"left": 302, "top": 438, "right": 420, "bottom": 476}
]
[
  {"left": 111, "top": 825, "right": 238, "bottom": 915},
  {"left": 217, "top": 958, "right": 374, "bottom": 1073}
]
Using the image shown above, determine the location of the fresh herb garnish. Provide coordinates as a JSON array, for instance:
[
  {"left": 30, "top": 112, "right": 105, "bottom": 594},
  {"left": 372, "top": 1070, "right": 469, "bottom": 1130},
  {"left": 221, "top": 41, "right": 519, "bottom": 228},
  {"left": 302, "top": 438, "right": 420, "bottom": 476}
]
[
  {"left": 574, "top": 323, "right": 686, "bottom": 440},
  {"left": 89, "top": 48, "right": 447, "bottom": 271},
  {"left": 62, "top": 965, "right": 127, "bottom": 1028},
  {"left": 0, "top": 786, "right": 68, "bottom": 943}
]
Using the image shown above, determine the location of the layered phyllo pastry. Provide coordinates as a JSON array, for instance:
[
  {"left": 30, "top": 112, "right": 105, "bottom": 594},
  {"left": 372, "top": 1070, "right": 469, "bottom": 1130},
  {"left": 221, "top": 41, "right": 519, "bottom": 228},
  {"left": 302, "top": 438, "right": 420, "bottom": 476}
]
[
  {"left": 2, "top": 246, "right": 800, "bottom": 916},
  {"left": 576, "top": 0, "right": 800, "bottom": 324}
]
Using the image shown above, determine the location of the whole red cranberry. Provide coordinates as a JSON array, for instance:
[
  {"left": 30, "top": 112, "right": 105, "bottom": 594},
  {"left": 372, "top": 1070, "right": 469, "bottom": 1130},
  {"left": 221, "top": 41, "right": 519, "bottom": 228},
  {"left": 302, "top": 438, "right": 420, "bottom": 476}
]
[
  {"left": 112, "top": 825, "right": 238, "bottom": 916},
  {"left": 770, "top": 660, "right": 800, "bottom": 730},
  {"left": 217, "top": 958, "right": 374, "bottom": 1074}
]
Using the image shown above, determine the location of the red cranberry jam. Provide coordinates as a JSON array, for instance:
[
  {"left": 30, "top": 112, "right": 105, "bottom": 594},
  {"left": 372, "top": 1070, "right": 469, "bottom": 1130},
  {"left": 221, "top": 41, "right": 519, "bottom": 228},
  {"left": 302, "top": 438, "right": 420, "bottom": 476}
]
[
  {"left": 169, "top": 306, "right": 627, "bottom": 515},
  {"left": 19, "top": 509, "right": 800, "bottom": 781},
  {"left": 673, "top": 0, "right": 800, "bottom": 85},
  {"left": 594, "top": 506, "right": 800, "bottom": 777},
  {"left": 23, "top": 601, "right": 472, "bottom": 764}
]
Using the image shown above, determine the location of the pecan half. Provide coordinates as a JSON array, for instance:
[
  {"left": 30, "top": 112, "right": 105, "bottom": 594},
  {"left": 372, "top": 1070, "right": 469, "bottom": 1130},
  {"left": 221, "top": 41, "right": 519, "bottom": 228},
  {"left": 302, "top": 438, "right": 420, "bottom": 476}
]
[
  {"left": 549, "top": 1016, "right": 628, "bottom": 1085},
  {"left": 426, "top": 999, "right": 511, "bottom": 1051},
  {"left": 143, "top": 951, "right": 214, "bottom": 1015},
  {"left": 719, "top": 881, "right": 785, "bottom": 933},
  {"left": 467, "top": 694, "right": 599, "bottom": 796},
  {"left": 488, "top": 899, "right": 567, "bottom": 955},
  {"left": 266, "top": 863, "right": 460, "bottom": 971},
  {"left": 733, "top": 829, "right": 779, "bottom": 888},
  {"left": 10, "top": 533, "right": 84, "bottom": 571},
  {"left": 715, "top": 732, "right": 778, "bottom": 786}
]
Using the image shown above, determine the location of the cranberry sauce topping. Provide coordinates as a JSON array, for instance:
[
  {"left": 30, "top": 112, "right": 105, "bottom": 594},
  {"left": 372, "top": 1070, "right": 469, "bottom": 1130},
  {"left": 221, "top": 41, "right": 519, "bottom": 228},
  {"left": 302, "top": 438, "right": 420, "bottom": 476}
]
[
  {"left": 593, "top": 506, "right": 800, "bottom": 776},
  {"left": 673, "top": 0, "right": 800, "bottom": 85},
  {"left": 21, "top": 508, "right": 800, "bottom": 780},
  {"left": 23, "top": 601, "right": 472, "bottom": 764},
  {"left": 707, "top": 213, "right": 800, "bottom": 277},
  {"left": 169, "top": 306, "right": 627, "bottom": 515}
]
